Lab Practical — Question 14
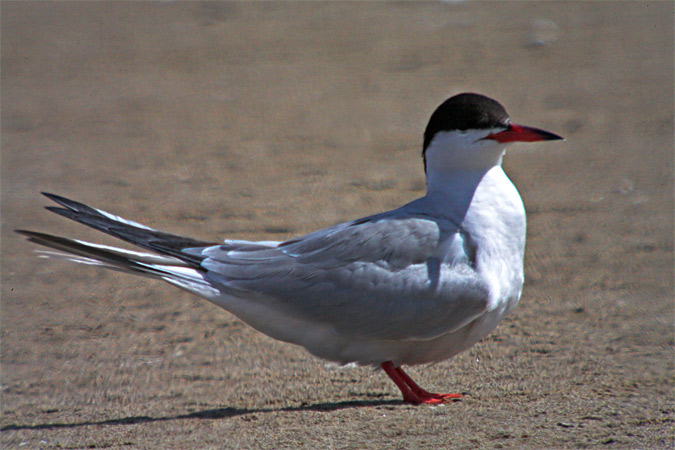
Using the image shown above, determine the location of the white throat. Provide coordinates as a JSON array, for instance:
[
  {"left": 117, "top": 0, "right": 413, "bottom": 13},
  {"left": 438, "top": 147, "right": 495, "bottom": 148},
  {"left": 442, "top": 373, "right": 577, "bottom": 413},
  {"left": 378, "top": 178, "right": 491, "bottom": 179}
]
[
  {"left": 424, "top": 130, "right": 509, "bottom": 194},
  {"left": 419, "top": 130, "right": 526, "bottom": 316}
]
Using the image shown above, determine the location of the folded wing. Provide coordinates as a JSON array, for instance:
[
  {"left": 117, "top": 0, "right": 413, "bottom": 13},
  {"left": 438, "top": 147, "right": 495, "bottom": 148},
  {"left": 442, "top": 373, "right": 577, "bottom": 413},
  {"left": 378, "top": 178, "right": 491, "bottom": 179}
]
[{"left": 202, "top": 214, "right": 489, "bottom": 341}]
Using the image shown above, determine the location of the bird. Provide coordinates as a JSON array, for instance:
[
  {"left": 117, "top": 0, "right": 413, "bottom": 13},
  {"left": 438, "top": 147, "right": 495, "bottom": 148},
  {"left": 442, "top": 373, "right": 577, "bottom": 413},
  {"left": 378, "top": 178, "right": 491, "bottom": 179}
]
[{"left": 17, "top": 93, "right": 562, "bottom": 405}]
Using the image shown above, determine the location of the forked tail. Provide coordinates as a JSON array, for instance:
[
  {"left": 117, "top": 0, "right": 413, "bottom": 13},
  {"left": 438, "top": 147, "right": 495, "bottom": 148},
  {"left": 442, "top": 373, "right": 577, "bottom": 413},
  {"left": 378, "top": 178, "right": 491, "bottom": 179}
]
[{"left": 16, "top": 193, "right": 221, "bottom": 298}]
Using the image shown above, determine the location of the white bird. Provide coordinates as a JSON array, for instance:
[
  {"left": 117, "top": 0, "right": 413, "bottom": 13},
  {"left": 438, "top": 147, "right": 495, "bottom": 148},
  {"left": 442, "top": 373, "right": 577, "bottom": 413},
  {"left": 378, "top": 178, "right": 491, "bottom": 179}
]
[{"left": 17, "top": 93, "right": 562, "bottom": 404}]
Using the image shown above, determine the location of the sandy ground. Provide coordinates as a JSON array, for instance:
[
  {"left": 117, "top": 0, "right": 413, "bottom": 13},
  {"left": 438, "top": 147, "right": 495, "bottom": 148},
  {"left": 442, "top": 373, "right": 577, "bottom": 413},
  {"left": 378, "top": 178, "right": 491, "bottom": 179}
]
[{"left": 1, "top": 2, "right": 673, "bottom": 449}]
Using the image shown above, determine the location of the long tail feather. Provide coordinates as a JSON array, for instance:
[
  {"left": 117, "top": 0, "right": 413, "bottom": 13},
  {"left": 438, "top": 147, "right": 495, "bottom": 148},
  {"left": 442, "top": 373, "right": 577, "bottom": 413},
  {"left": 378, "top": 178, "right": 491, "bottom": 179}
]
[
  {"left": 40, "top": 193, "right": 218, "bottom": 265},
  {"left": 17, "top": 230, "right": 183, "bottom": 274},
  {"left": 16, "top": 230, "right": 220, "bottom": 298}
]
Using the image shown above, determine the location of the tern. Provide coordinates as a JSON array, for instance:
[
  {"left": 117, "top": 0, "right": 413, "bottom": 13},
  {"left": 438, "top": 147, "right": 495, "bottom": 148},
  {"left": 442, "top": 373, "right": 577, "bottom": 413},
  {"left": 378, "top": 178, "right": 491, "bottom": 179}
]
[{"left": 17, "top": 93, "right": 562, "bottom": 405}]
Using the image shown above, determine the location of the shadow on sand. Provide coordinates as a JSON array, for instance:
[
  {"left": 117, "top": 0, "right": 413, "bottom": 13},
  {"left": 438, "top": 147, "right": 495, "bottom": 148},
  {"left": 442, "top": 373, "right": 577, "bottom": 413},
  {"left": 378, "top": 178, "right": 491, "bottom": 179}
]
[{"left": 1, "top": 399, "right": 403, "bottom": 432}]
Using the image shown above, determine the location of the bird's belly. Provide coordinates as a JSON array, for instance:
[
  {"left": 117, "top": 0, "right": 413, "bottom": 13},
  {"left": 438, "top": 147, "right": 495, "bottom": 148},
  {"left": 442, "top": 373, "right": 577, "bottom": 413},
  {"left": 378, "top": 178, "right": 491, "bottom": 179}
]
[
  {"left": 214, "top": 288, "right": 517, "bottom": 368},
  {"left": 287, "top": 302, "right": 513, "bottom": 367}
]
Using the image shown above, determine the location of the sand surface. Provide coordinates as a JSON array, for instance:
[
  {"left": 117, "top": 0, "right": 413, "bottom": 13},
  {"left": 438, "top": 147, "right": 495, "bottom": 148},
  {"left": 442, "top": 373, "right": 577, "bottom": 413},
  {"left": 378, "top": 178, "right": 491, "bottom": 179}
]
[{"left": 2, "top": 2, "right": 673, "bottom": 449}]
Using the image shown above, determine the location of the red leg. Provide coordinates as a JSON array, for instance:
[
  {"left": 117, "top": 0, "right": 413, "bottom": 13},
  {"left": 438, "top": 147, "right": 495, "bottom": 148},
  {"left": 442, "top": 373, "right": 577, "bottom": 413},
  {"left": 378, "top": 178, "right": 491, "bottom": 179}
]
[
  {"left": 381, "top": 361, "right": 463, "bottom": 405},
  {"left": 394, "top": 366, "right": 463, "bottom": 401},
  {"left": 381, "top": 361, "right": 421, "bottom": 404}
]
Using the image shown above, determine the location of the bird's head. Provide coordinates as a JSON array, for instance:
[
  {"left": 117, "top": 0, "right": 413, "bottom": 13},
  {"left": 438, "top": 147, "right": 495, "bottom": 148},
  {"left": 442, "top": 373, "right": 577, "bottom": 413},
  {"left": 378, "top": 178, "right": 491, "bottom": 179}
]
[{"left": 422, "top": 93, "right": 563, "bottom": 175}]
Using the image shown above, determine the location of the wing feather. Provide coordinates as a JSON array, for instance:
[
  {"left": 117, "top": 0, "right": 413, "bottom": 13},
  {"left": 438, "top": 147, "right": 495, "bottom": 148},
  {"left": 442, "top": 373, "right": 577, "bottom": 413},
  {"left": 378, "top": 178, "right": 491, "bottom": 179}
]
[{"left": 202, "top": 214, "right": 488, "bottom": 341}]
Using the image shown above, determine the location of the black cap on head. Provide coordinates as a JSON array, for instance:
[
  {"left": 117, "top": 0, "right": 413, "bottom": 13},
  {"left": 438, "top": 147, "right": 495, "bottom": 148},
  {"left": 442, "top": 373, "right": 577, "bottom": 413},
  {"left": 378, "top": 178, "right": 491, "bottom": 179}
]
[{"left": 423, "top": 93, "right": 510, "bottom": 152}]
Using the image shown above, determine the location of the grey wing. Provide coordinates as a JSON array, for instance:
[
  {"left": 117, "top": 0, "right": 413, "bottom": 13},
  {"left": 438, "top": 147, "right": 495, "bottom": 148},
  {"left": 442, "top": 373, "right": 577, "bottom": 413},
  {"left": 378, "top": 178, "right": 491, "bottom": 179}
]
[{"left": 201, "top": 214, "right": 489, "bottom": 341}]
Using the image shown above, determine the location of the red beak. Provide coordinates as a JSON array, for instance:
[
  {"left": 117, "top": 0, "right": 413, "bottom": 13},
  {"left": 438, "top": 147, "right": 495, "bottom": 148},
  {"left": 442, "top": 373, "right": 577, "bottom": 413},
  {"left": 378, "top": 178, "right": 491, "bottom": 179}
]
[{"left": 483, "top": 124, "right": 563, "bottom": 143}]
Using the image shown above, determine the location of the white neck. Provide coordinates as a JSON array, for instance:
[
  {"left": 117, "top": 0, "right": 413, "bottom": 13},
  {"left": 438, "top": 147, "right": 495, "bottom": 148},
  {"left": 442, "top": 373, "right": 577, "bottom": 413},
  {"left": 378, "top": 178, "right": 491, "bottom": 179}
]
[
  {"left": 421, "top": 130, "right": 526, "bottom": 312},
  {"left": 424, "top": 130, "right": 508, "bottom": 188},
  {"left": 424, "top": 130, "right": 509, "bottom": 207}
]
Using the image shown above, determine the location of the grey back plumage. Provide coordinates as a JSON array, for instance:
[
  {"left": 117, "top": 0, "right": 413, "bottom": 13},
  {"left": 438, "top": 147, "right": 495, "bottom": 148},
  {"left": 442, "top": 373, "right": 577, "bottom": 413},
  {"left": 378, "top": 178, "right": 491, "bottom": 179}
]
[{"left": 201, "top": 212, "right": 489, "bottom": 341}]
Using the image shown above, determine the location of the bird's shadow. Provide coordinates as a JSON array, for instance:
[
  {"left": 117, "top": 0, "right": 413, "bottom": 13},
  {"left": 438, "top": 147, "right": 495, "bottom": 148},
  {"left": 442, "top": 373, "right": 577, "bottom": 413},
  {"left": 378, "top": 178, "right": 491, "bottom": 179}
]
[{"left": 1, "top": 399, "right": 402, "bottom": 432}]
